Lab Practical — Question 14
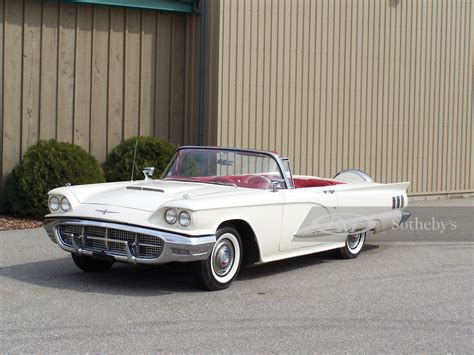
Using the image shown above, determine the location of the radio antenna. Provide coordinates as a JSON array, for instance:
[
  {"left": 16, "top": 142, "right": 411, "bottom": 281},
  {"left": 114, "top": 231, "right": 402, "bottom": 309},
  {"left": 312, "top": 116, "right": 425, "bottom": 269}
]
[{"left": 131, "top": 139, "right": 138, "bottom": 181}]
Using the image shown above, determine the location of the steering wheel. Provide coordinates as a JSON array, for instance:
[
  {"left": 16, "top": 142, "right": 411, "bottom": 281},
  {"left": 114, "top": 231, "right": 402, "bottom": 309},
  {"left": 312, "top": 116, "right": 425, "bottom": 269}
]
[{"left": 242, "top": 175, "right": 272, "bottom": 188}]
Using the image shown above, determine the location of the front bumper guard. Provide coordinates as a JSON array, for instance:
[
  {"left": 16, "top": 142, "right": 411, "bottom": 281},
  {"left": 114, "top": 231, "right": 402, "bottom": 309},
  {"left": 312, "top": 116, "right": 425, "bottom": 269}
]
[{"left": 43, "top": 218, "right": 216, "bottom": 265}]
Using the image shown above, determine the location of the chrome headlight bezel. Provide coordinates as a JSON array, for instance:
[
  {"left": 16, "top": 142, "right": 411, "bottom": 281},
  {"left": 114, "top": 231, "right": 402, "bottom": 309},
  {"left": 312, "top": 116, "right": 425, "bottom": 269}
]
[
  {"left": 164, "top": 208, "right": 178, "bottom": 225},
  {"left": 49, "top": 196, "right": 60, "bottom": 212},
  {"left": 60, "top": 197, "right": 71, "bottom": 212},
  {"left": 178, "top": 211, "right": 192, "bottom": 227}
]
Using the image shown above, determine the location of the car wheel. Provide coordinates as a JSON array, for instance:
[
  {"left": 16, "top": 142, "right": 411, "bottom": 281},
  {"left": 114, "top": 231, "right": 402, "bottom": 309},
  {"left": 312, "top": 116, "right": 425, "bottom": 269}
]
[
  {"left": 339, "top": 232, "right": 366, "bottom": 259},
  {"left": 194, "top": 227, "right": 242, "bottom": 291},
  {"left": 71, "top": 253, "right": 115, "bottom": 272}
]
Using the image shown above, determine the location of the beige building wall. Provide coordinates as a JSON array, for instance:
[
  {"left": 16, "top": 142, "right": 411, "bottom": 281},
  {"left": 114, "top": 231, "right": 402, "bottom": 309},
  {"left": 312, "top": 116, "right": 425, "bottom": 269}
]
[
  {"left": 0, "top": 0, "right": 206, "bottom": 197},
  {"left": 214, "top": 0, "right": 473, "bottom": 195}
]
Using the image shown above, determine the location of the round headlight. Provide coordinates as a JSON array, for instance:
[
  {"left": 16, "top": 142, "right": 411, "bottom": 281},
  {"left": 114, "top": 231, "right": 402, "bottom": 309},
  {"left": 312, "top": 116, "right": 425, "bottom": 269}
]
[
  {"left": 178, "top": 211, "right": 191, "bottom": 227},
  {"left": 49, "top": 196, "right": 60, "bottom": 211},
  {"left": 61, "top": 197, "right": 71, "bottom": 212},
  {"left": 164, "top": 209, "right": 177, "bottom": 224}
]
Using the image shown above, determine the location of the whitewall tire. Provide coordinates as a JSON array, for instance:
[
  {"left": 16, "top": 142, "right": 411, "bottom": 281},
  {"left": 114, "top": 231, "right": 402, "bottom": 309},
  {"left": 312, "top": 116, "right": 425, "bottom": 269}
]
[
  {"left": 194, "top": 227, "right": 242, "bottom": 291},
  {"left": 339, "top": 232, "right": 366, "bottom": 259}
]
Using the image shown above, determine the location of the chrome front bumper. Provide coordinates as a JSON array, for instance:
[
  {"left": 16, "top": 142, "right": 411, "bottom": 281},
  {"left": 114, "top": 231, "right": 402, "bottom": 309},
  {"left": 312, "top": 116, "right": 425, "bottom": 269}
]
[{"left": 43, "top": 218, "right": 216, "bottom": 265}]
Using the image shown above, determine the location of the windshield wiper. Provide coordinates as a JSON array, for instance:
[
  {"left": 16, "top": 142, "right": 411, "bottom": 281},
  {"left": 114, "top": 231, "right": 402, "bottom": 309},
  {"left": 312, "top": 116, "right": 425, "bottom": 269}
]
[
  {"left": 205, "top": 181, "right": 237, "bottom": 187},
  {"left": 164, "top": 178, "right": 236, "bottom": 187}
]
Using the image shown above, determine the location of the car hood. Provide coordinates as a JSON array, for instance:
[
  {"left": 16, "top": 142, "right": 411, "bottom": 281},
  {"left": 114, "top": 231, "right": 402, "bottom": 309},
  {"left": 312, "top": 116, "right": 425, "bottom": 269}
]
[{"left": 71, "top": 180, "right": 244, "bottom": 212}]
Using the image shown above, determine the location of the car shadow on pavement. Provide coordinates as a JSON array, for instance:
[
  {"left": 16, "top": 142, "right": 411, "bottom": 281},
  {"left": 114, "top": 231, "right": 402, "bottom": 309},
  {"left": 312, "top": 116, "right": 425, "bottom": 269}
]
[
  {"left": 0, "top": 244, "right": 380, "bottom": 294},
  {"left": 238, "top": 244, "right": 379, "bottom": 280},
  {"left": 0, "top": 256, "right": 201, "bottom": 296}
]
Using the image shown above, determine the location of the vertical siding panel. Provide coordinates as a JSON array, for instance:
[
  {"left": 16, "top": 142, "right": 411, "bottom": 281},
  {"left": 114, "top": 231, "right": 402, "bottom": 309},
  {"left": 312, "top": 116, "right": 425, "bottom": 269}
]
[
  {"left": 347, "top": 0, "right": 357, "bottom": 174},
  {"left": 169, "top": 15, "right": 185, "bottom": 145},
  {"left": 293, "top": 0, "right": 303, "bottom": 172},
  {"left": 287, "top": 0, "right": 297, "bottom": 161},
  {"left": 107, "top": 7, "right": 124, "bottom": 151},
  {"left": 268, "top": 0, "right": 278, "bottom": 155},
  {"left": 40, "top": 2, "right": 58, "bottom": 140},
  {"left": 183, "top": 15, "right": 198, "bottom": 145},
  {"left": 262, "top": 0, "right": 273, "bottom": 152},
  {"left": 281, "top": 0, "right": 291, "bottom": 157},
  {"left": 414, "top": 1, "right": 423, "bottom": 192},
  {"left": 318, "top": 1, "right": 327, "bottom": 176},
  {"left": 299, "top": 0, "right": 310, "bottom": 174},
  {"left": 246, "top": 0, "right": 258, "bottom": 147},
  {"left": 73, "top": 5, "right": 92, "bottom": 150},
  {"left": 440, "top": 0, "right": 449, "bottom": 192},
  {"left": 219, "top": 0, "right": 229, "bottom": 146},
  {"left": 306, "top": 0, "right": 315, "bottom": 174},
  {"left": 22, "top": 0, "right": 41, "bottom": 153},
  {"left": 227, "top": 0, "right": 237, "bottom": 147},
  {"left": 386, "top": 4, "right": 400, "bottom": 182},
  {"left": 455, "top": 0, "right": 464, "bottom": 191},
  {"left": 275, "top": 0, "right": 285, "bottom": 156},
  {"left": 139, "top": 11, "right": 156, "bottom": 137},
  {"left": 401, "top": 0, "right": 410, "bottom": 185},
  {"left": 241, "top": 0, "right": 251, "bottom": 149},
  {"left": 359, "top": 0, "right": 368, "bottom": 174},
  {"left": 155, "top": 13, "right": 171, "bottom": 140},
  {"left": 425, "top": 0, "right": 434, "bottom": 191},
  {"left": 342, "top": 0, "right": 351, "bottom": 173},
  {"left": 459, "top": 0, "right": 468, "bottom": 190},
  {"left": 234, "top": 0, "right": 244, "bottom": 148},
  {"left": 3, "top": 0, "right": 23, "bottom": 176},
  {"left": 432, "top": 0, "right": 442, "bottom": 192},
  {"left": 57, "top": 3, "right": 76, "bottom": 143},
  {"left": 123, "top": 9, "right": 140, "bottom": 139},
  {"left": 446, "top": 1, "right": 454, "bottom": 191},
  {"left": 90, "top": 5, "right": 109, "bottom": 162},
  {"left": 328, "top": 0, "right": 338, "bottom": 176},
  {"left": 352, "top": 0, "right": 362, "bottom": 174},
  {"left": 465, "top": 1, "right": 474, "bottom": 191},
  {"left": 366, "top": 0, "right": 375, "bottom": 177},
  {"left": 255, "top": 0, "right": 266, "bottom": 150},
  {"left": 405, "top": 0, "right": 415, "bottom": 189}
]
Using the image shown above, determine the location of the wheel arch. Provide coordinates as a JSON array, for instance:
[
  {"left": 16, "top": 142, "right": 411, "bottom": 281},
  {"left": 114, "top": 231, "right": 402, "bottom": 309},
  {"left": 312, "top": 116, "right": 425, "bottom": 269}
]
[{"left": 217, "top": 219, "right": 261, "bottom": 267}]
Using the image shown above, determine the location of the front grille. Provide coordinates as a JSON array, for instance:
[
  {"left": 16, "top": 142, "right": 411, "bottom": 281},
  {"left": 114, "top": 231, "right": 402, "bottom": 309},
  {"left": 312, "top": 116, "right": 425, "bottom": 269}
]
[{"left": 57, "top": 224, "right": 164, "bottom": 259}]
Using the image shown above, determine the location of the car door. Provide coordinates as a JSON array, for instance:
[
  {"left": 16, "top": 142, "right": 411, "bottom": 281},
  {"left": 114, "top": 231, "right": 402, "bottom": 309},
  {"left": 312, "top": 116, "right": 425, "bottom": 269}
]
[{"left": 278, "top": 187, "right": 339, "bottom": 251}]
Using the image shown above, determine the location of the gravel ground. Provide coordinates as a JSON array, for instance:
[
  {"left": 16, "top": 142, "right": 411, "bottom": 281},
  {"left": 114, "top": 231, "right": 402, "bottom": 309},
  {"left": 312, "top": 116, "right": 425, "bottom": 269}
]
[{"left": 0, "top": 215, "right": 42, "bottom": 231}]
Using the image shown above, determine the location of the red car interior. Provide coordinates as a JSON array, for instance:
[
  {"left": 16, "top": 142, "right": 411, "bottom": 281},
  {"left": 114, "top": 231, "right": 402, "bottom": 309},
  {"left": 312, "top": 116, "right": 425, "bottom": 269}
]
[{"left": 168, "top": 175, "right": 345, "bottom": 189}]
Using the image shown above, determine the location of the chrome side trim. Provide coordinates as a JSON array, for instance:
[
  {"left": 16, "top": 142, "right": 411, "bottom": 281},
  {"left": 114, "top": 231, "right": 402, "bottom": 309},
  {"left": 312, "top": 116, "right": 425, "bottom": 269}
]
[{"left": 43, "top": 218, "right": 216, "bottom": 265}]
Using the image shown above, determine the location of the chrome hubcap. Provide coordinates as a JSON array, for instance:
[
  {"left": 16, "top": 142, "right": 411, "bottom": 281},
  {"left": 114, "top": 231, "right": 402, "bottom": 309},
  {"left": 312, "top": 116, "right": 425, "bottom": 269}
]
[
  {"left": 213, "top": 240, "right": 234, "bottom": 277},
  {"left": 347, "top": 233, "right": 362, "bottom": 249}
]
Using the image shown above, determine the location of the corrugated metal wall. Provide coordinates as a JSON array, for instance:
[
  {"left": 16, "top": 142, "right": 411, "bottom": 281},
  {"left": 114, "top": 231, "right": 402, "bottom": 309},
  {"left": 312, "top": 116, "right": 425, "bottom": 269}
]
[
  {"left": 0, "top": 0, "right": 202, "bottom": 192},
  {"left": 215, "top": 0, "right": 473, "bottom": 195}
]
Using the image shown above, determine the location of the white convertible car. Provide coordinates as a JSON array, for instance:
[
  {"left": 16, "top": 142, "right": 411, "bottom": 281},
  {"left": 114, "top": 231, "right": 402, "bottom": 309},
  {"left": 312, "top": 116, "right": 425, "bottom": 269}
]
[{"left": 44, "top": 146, "right": 410, "bottom": 290}]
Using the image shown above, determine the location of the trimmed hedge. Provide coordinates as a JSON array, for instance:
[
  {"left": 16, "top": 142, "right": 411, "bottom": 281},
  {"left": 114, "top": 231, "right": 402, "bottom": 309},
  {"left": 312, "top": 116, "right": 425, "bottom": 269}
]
[
  {"left": 103, "top": 136, "right": 176, "bottom": 182},
  {"left": 4, "top": 140, "right": 105, "bottom": 219}
]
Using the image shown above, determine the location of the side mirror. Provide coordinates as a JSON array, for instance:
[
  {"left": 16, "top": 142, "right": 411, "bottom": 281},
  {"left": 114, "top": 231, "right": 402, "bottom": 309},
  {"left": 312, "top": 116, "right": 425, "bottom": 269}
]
[
  {"left": 143, "top": 167, "right": 155, "bottom": 181},
  {"left": 271, "top": 178, "right": 285, "bottom": 192}
]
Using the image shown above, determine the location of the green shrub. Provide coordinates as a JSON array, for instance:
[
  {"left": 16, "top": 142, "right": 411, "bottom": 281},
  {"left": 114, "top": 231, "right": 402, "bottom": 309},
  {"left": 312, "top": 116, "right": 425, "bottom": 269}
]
[
  {"left": 4, "top": 140, "right": 105, "bottom": 219},
  {"left": 104, "top": 136, "right": 177, "bottom": 182}
]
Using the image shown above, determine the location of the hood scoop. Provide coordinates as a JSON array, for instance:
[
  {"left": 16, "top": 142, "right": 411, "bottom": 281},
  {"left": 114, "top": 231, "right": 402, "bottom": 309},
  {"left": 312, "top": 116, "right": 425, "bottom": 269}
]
[{"left": 126, "top": 186, "right": 165, "bottom": 193}]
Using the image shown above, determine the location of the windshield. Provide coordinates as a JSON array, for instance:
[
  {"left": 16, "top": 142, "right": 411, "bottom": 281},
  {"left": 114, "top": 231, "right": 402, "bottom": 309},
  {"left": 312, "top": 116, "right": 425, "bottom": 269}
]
[{"left": 161, "top": 148, "right": 285, "bottom": 190}]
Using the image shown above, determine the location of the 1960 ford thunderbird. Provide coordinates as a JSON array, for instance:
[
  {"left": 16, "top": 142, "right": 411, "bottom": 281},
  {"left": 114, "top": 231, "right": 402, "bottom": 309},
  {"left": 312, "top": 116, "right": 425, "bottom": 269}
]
[{"left": 44, "top": 146, "right": 411, "bottom": 290}]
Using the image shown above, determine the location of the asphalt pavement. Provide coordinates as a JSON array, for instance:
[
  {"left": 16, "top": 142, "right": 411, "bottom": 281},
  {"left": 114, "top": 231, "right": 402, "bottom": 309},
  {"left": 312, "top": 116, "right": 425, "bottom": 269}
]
[{"left": 0, "top": 198, "right": 472, "bottom": 353}]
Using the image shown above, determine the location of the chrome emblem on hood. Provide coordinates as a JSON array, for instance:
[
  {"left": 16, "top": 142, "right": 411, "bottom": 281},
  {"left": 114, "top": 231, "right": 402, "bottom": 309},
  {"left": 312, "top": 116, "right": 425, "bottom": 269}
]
[{"left": 95, "top": 209, "right": 120, "bottom": 215}]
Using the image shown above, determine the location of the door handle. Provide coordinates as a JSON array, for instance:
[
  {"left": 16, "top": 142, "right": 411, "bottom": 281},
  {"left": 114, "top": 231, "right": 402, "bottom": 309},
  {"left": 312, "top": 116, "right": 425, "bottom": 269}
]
[{"left": 323, "top": 189, "right": 335, "bottom": 194}]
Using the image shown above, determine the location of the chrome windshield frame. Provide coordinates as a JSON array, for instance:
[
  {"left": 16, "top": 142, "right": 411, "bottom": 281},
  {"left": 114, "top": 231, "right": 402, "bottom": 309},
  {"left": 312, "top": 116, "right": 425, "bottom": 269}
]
[{"left": 161, "top": 146, "right": 292, "bottom": 190}]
